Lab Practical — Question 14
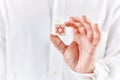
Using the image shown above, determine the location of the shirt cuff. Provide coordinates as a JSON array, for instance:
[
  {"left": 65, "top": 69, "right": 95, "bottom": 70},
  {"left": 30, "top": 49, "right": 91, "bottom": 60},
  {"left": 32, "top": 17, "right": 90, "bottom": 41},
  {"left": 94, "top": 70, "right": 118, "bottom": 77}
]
[
  {"left": 93, "top": 60, "right": 110, "bottom": 80},
  {"left": 67, "top": 67, "right": 95, "bottom": 80}
]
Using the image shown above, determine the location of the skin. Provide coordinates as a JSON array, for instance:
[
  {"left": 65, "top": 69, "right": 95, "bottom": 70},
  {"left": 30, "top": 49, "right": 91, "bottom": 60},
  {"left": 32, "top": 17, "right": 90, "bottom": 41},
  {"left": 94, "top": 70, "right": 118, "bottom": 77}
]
[{"left": 50, "top": 15, "right": 101, "bottom": 73}]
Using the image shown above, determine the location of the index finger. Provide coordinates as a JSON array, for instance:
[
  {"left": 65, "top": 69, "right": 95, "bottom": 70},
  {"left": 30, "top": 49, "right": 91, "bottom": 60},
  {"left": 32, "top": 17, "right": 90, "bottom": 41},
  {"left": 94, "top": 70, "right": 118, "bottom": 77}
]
[{"left": 64, "top": 21, "right": 78, "bottom": 29}]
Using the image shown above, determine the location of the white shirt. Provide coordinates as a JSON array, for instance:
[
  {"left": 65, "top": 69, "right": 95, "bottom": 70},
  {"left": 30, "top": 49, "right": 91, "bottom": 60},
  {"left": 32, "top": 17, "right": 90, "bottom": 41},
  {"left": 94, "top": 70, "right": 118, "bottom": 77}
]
[{"left": 0, "top": 0, "right": 120, "bottom": 80}]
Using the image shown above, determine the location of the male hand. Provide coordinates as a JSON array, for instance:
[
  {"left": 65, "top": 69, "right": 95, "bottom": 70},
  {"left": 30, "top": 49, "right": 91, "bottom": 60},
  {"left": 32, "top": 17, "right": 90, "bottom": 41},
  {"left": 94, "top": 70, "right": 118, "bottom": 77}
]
[{"left": 50, "top": 16, "right": 101, "bottom": 73}]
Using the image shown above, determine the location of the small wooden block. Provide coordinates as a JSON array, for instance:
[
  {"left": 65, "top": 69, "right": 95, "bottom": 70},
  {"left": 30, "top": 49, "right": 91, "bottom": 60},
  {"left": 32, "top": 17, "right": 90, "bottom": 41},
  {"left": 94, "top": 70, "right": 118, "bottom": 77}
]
[{"left": 55, "top": 24, "right": 65, "bottom": 35}]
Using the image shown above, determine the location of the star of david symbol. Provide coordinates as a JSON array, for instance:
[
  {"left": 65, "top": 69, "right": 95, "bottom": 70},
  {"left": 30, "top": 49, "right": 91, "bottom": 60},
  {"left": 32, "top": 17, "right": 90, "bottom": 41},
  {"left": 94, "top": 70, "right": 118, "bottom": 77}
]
[{"left": 55, "top": 24, "right": 65, "bottom": 35}]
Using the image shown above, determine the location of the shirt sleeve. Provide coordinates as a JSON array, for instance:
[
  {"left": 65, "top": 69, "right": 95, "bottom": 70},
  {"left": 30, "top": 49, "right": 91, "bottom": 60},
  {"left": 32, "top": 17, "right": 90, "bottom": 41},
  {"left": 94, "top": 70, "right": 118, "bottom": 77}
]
[
  {"left": 68, "top": 0, "right": 120, "bottom": 80},
  {"left": 0, "top": 9, "right": 6, "bottom": 80},
  {"left": 67, "top": 67, "right": 95, "bottom": 80}
]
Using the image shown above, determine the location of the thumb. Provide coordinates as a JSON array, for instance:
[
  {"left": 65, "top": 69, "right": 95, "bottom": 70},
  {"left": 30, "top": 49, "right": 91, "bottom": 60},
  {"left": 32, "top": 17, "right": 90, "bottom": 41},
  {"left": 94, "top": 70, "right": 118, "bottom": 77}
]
[{"left": 50, "top": 34, "right": 67, "bottom": 54}]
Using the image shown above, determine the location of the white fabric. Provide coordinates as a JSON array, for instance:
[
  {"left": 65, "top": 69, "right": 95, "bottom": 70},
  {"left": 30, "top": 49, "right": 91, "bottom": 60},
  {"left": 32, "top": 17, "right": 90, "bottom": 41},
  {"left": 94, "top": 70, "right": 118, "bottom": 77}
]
[{"left": 0, "top": 0, "right": 120, "bottom": 80}]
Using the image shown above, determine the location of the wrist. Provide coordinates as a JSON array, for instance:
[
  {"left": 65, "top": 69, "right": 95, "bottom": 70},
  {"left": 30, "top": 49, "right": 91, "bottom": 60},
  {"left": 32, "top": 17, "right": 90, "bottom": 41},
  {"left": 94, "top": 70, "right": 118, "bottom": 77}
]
[{"left": 74, "top": 63, "right": 95, "bottom": 74}]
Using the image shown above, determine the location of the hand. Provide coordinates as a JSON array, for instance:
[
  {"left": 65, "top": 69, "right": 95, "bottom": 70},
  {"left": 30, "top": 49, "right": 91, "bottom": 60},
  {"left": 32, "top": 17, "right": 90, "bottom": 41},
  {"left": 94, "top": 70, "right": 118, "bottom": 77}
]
[{"left": 50, "top": 16, "right": 101, "bottom": 73}]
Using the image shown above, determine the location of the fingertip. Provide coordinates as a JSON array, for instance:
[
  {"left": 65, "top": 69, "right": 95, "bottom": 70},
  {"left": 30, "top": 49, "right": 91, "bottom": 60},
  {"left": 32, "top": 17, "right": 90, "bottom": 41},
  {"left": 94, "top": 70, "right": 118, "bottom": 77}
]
[
  {"left": 81, "top": 15, "right": 86, "bottom": 21},
  {"left": 82, "top": 15, "right": 92, "bottom": 25},
  {"left": 94, "top": 23, "right": 98, "bottom": 27},
  {"left": 70, "top": 17, "right": 80, "bottom": 22},
  {"left": 94, "top": 24, "right": 98, "bottom": 29},
  {"left": 64, "top": 22, "right": 71, "bottom": 26},
  {"left": 70, "top": 17, "right": 74, "bottom": 22},
  {"left": 50, "top": 34, "right": 54, "bottom": 37},
  {"left": 50, "top": 34, "right": 55, "bottom": 38},
  {"left": 95, "top": 23, "right": 101, "bottom": 32},
  {"left": 70, "top": 17, "right": 74, "bottom": 20},
  {"left": 82, "top": 15, "right": 86, "bottom": 19},
  {"left": 50, "top": 34, "right": 57, "bottom": 40}
]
